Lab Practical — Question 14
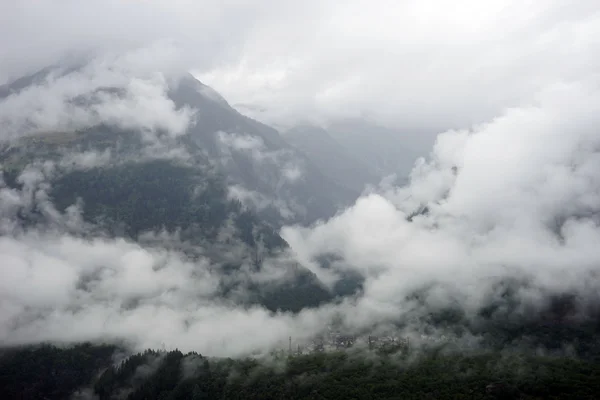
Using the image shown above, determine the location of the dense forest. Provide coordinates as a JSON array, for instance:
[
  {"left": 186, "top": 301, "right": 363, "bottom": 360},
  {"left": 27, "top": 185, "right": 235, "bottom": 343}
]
[{"left": 2, "top": 343, "right": 600, "bottom": 399}]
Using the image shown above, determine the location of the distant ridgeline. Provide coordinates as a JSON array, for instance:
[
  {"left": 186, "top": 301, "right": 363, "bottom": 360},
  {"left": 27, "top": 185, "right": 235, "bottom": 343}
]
[{"left": 1, "top": 343, "right": 600, "bottom": 400}]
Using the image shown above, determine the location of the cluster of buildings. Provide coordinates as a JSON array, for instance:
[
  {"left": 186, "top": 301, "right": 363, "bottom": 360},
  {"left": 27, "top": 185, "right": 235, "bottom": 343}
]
[{"left": 280, "top": 329, "right": 410, "bottom": 356}]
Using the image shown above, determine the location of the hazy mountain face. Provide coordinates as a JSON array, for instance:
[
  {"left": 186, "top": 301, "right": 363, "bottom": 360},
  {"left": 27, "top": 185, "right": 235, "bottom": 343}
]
[
  {"left": 283, "top": 120, "right": 433, "bottom": 192},
  {"left": 0, "top": 61, "right": 357, "bottom": 225},
  {"left": 284, "top": 124, "right": 379, "bottom": 192},
  {"left": 167, "top": 75, "right": 360, "bottom": 226},
  {"left": 325, "top": 119, "right": 430, "bottom": 181}
]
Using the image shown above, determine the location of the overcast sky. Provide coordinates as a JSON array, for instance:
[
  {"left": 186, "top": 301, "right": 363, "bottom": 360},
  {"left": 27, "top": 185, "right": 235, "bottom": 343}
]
[
  {"left": 1, "top": 0, "right": 600, "bottom": 356},
  {"left": 2, "top": 0, "right": 599, "bottom": 134}
]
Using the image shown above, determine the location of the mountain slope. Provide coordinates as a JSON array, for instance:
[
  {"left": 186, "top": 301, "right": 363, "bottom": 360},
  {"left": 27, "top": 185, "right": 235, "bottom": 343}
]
[
  {"left": 327, "top": 118, "right": 424, "bottom": 180},
  {"left": 284, "top": 124, "right": 379, "bottom": 192},
  {"left": 169, "top": 75, "right": 359, "bottom": 225},
  {"left": 0, "top": 62, "right": 344, "bottom": 312},
  {"left": 0, "top": 63, "right": 359, "bottom": 225}
]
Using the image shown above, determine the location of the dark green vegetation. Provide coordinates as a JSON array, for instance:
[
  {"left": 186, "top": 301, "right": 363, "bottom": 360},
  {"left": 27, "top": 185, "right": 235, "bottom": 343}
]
[
  {"left": 50, "top": 159, "right": 284, "bottom": 249},
  {"left": 2, "top": 343, "right": 600, "bottom": 400},
  {"left": 395, "top": 278, "right": 600, "bottom": 363},
  {"left": 1, "top": 129, "right": 285, "bottom": 251},
  {"left": 0, "top": 343, "right": 117, "bottom": 400}
]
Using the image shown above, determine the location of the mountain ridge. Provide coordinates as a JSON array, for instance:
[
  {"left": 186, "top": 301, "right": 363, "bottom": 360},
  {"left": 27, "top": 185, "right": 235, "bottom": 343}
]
[{"left": 0, "top": 61, "right": 361, "bottom": 312}]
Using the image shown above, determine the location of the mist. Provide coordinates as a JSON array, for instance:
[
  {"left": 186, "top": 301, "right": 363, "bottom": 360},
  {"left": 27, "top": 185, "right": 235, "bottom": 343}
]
[{"left": 1, "top": 1, "right": 599, "bottom": 358}]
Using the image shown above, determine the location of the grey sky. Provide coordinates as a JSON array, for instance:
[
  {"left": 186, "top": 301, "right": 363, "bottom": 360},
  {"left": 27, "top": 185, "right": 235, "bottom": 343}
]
[{"left": 2, "top": 0, "right": 599, "bottom": 136}]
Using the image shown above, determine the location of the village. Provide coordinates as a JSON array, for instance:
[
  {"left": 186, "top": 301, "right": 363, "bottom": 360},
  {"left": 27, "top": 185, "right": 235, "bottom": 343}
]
[{"left": 269, "top": 327, "right": 411, "bottom": 358}]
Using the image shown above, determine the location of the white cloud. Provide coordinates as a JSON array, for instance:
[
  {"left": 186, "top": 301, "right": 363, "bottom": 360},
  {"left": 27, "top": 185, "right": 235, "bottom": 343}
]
[
  {"left": 2, "top": 1, "right": 598, "bottom": 143},
  {"left": 227, "top": 184, "right": 297, "bottom": 221},
  {"left": 0, "top": 228, "right": 329, "bottom": 356},
  {"left": 283, "top": 79, "right": 600, "bottom": 325},
  {"left": 217, "top": 131, "right": 305, "bottom": 185},
  {"left": 0, "top": 49, "right": 193, "bottom": 141},
  {"left": 197, "top": 0, "right": 600, "bottom": 135},
  {"left": 218, "top": 131, "right": 265, "bottom": 153},
  {"left": 281, "top": 164, "right": 302, "bottom": 183},
  {"left": 59, "top": 149, "right": 113, "bottom": 170}
]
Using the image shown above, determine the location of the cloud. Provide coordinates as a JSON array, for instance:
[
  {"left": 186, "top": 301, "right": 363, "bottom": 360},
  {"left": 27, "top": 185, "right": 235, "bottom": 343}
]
[
  {"left": 0, "top": 1, "right": 270, "bottom": 83},
  {"left": 0, "top": 157, "right": 328, "bottom": 356},
  {"left": 0, "top": 225, "right": 327, "bottom": 357},
  {"left": 197, "top": 0, "right": 600, "bottom": 134},
  {"left": 282, "top": 78, "right": 600, "bottom": 327},
  {"left": 59, "top": 149, "right": 113, "bottom": 170},
  {"left": 217, "top": 132, "right": 305, "bottom": 180},
  {"left": 0, "top": 49, "right": 194, "bottom": 142},
  {"left": 3, "top": 1, "right": 598, "bottom": 142},
  {"left": 216, "top": 131, "right": 306, "bottom": 219},
  {"left": 218, "top": 132, "right": 265, "bottom": 153}
]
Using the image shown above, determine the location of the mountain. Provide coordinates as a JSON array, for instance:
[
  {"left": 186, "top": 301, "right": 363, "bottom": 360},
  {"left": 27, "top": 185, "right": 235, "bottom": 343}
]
[
  {"left": 0, "top": 61, "right": 360, "bottom": 312},
  {"left": 326, "top": 118, "right": 427, "bottom": 180},
  {"left": 284, "top": 124, "right": 379, "bottom": 192},
  {"left": 1, "top": 65, "right": 358, "bottom": 226},
  {"left": 168, "top": 75, "right": 359, "bottom": 225}
]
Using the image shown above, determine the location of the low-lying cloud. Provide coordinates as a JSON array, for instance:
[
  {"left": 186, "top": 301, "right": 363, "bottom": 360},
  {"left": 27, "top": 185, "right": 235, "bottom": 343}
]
[{"left": 0, "top": 50, "right": 193, "bottom": 142}]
